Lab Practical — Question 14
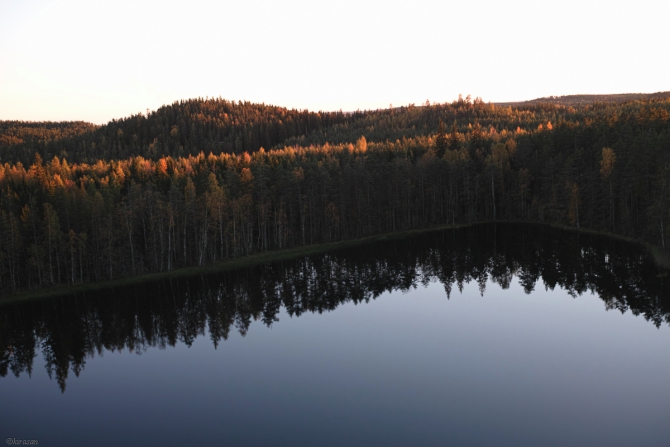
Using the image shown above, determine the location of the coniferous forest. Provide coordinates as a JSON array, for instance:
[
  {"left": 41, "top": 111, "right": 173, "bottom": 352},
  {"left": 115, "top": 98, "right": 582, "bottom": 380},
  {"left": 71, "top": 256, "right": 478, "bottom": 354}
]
[{"left": 1, "top": 93, "right": 670, "bottom": 295}]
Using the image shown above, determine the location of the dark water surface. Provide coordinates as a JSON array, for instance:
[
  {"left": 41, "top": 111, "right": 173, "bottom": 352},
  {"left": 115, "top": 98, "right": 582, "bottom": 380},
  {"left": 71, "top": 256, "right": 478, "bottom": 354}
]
[{"left": 1, "top": 224, "right": 670, "bottom": 446}]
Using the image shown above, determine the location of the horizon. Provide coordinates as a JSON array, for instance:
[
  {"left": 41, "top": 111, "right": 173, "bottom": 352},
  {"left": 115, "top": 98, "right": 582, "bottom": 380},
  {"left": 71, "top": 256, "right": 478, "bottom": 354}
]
[
  {"left": 3, "top": 90, "right": 669, "bottom": 126},
  {"left": 1, "top": 0, "right": 668, "bottom": 124}
]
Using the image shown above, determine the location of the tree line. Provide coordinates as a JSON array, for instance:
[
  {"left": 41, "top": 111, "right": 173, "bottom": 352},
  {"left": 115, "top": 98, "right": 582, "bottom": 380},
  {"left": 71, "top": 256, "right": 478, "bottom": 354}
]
[{"left": 0, "top": 97, "right": 669, "bottom": 294}]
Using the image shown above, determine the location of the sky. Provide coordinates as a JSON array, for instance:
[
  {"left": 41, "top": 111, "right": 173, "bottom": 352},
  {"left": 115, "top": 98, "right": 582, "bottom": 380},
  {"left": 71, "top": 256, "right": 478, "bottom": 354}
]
[{"left": 0, "top": 0, "right": 668, "bottom": 124}]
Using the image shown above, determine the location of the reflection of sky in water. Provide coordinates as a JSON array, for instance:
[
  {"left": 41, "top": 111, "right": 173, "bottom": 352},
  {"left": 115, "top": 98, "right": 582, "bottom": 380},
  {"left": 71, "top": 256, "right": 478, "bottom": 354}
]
[{"left": 2, "top": 277, "right": 669, "bottom": 447}]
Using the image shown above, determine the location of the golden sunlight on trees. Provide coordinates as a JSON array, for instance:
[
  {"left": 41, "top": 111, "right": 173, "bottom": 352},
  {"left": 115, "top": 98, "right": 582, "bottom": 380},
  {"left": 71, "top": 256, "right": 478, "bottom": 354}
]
[
  {"left": 1, "top": 97, "right": 670, "bottom": 295},
  {"left": 355, "top": 136, "right": 367, "bottom": 153}
]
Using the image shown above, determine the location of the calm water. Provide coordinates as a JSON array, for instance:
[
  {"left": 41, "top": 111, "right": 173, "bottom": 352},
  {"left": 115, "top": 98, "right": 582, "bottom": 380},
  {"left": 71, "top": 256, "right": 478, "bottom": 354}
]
[{"left": 1, "top": 224, "right": 670, "bottom": 446}]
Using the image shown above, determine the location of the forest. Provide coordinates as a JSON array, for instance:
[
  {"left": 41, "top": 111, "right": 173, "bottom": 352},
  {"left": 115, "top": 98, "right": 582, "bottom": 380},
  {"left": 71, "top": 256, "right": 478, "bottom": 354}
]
[{"left": 1, "top": 94, "right": 670, "bottom": 295}]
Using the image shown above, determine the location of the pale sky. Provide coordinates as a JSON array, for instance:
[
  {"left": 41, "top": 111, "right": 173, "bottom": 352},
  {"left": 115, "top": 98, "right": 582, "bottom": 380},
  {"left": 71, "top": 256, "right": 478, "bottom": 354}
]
[{"left": 0, "top": 0, "right": 668, "bottom": 124}]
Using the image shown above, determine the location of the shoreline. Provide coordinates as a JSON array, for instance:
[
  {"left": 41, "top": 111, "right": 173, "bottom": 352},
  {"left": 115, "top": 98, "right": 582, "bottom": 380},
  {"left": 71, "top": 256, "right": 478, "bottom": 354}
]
[{"left": 1, "top": 220, "right": 667, "bottom": 306}]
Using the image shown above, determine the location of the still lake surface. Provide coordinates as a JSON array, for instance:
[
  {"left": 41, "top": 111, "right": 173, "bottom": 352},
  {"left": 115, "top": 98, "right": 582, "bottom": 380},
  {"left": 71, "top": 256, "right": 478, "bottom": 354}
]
[{"left": 1, "top": 223, "right": 670, "bottom": 446}]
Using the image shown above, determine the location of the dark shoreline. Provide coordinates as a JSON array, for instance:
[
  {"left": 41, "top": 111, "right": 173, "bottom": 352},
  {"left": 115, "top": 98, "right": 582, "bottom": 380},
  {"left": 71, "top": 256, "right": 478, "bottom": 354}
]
[{"left": 2, "top": 220, "right": 667, "bottom": 306}]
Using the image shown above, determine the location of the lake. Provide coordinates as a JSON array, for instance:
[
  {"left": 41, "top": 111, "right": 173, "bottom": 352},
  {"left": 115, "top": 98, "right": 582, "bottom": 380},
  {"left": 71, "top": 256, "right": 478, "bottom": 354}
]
[{"left": 1, "top": 223, "right": 669, "bottom": 446}]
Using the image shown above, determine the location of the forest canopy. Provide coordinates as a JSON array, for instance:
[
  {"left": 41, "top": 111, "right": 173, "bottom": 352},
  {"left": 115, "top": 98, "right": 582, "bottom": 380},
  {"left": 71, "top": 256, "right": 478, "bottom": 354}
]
[{"left": 1, "top": 94, "right": 669, "bottom": 295}]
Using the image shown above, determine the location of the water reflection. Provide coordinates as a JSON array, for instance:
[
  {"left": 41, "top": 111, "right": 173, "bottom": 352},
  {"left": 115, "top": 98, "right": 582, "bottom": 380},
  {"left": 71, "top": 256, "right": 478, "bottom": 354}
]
[{"left": 1, "top": 223, "right": 669, "bottom": 392}]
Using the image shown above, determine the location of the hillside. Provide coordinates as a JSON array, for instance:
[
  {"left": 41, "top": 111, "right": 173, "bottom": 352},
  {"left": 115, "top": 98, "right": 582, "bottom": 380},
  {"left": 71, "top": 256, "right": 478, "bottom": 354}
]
[
  {"left": 3, "top": 92, "right": 669, "bottom": 166},
  {"left": 496, "top": 91, "right": 670, "bottom": 107},
  {"left": 1, "top": 93, "right": 670, "bottom": 295},
  {"left": 0, "top": 99, "right": 351, "bottom": 165}
]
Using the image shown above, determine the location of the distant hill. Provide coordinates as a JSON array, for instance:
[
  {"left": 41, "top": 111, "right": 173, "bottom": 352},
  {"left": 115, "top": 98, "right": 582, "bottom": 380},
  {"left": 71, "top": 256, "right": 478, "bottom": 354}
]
[
  {"left": 496, "top": 91, "right": 670, "bottom": 107},
  {"left": 2, "top": 92, "right": 670, "bottom": 165},
  {"left": 0, "top": 98, "right": 496, "bottom": 163},
  {"left": 0, "top": 99, "right": 352, "bottom": 164},
  {"left": 0, "top": 120, "right": 98, "bottom": 153}
]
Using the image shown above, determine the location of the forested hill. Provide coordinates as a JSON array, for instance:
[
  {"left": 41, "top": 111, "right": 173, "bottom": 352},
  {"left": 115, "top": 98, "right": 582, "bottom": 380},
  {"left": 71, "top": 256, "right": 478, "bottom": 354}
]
[
  {"left": 1, "top": 94, "right": 670, "bottom": 296},
  {"left": 1, "top": 97, "right": 496, "bottom": 164},
  {"left": 0, "top": 99, "right": 352, "bottom": 165},
  {"left": 0, "top": 121, "right": 99, "bottom": 163},
  {"left": 3, "top": 93, "right": 669, "bottom": 165},
  {"left": 497, "top": 91, "right": 670, "bottom": 107}
]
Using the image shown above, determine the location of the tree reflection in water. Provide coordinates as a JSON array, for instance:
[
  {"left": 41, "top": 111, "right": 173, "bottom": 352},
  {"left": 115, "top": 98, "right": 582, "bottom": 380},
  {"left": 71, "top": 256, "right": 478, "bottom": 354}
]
[{"left": 1, "top": 223, "right": 668, "bottom": 392}]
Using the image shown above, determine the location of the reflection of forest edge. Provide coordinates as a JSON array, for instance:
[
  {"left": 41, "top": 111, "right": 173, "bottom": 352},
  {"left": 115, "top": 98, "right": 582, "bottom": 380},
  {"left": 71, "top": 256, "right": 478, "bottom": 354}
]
[{"left": 1, "top": 223, "right": 669, "bottom": 392}]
